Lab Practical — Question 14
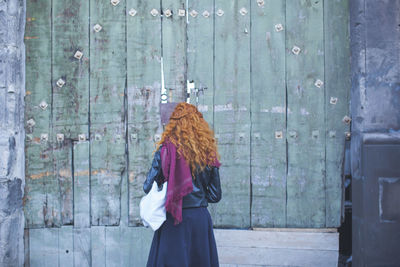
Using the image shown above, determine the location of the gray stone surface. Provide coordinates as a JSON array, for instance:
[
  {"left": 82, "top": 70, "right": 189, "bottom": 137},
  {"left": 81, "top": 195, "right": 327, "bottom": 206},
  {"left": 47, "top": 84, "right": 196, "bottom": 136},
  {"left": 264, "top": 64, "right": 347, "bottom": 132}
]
[{"left": 0, "top": 0, "right": 26, "bottom": 266}]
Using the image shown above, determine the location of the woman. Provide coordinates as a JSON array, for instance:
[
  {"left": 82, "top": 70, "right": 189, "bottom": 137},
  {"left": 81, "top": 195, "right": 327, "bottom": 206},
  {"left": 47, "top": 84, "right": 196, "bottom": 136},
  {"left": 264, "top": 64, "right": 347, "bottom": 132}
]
[{"left": 143, "top": 102, "right": 222, "bottom": 267}]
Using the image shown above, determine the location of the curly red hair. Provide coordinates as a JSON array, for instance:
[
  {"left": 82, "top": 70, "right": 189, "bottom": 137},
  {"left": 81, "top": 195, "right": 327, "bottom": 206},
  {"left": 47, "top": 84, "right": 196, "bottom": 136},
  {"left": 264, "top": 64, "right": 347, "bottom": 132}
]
[{"left": 154, "top": 102, "right": 220, "bottom": 178}]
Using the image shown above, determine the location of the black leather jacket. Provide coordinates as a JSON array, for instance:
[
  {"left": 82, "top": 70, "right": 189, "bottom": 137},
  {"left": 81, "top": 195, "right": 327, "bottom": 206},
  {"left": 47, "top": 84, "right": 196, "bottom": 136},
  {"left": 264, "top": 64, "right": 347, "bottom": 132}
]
[{"left": 143, "top": 145, "right": 222, "bottom": 208}]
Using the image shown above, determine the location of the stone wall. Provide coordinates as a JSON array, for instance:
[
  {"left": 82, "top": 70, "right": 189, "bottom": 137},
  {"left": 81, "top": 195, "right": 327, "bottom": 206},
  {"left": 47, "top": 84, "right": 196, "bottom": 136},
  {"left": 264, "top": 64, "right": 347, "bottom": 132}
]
[{"left": 0, "top": 0, "right": 25, "bottom": 266}]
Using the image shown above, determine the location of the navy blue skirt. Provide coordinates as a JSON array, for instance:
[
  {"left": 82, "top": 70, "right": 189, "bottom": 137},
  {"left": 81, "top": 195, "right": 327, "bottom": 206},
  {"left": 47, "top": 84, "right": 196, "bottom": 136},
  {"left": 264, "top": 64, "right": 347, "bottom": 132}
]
[{"left": 146, "top": 206, "right": 219, "bottom": 267}]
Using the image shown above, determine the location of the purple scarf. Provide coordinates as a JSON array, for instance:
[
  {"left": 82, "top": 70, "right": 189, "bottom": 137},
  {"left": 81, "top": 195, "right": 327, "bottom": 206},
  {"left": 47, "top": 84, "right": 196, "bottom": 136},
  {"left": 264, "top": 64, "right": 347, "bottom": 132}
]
[{"left": 161, "top": 139, "right": 221, "bottom": 225}]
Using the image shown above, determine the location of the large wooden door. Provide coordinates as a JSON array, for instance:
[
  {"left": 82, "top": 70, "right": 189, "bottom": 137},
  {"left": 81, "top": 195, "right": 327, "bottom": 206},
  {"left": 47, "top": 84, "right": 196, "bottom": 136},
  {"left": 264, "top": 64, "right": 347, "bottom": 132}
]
[{"left": 24, "top": 0, "right": 350, "bottom": 235}]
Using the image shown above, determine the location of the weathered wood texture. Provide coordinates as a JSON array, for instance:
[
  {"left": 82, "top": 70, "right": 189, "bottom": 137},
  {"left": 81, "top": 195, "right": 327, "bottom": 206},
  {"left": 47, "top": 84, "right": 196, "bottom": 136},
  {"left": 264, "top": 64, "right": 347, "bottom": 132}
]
[
  {"left": 250, "top": 0, "right": 287, "bottom": 227},
  {"left": 324, "top": 0, "right": 350, "bottom": 227},
  {"left": 89, "top": 0, "right": 126, "bottom": 226},
  {"left": 28, "top": 226, "right": 154, "bottom": 267},
  {"left": 24, "top": 0, "right": 350, "bottom": 232},
  {"left": 27, "top": 227, "right": 338, "bottom": 267},
  {"left": 187, "top": 0, "right": 214, "bottom": 126},
  {"left": 126, "top": 0, "right": 163, "bottom": 226},
  {"left": 286, "top": 0, "right": 326, "bottom": 227},
  {"left": 212, "top": 0, "right": 251, "bottom": 228}
]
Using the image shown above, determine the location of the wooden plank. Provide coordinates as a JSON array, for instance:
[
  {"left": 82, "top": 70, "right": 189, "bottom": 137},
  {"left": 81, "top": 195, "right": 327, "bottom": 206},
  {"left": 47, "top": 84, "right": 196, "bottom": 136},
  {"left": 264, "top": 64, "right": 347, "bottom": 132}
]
[
  {"left": 51, "top": 0, "right": 90, "bottom": 227},
  {"left": 29, "top": 228, "right": 59, "bottom": 267},
  {"left": 89, "top": 0, "right": 126, "bottom": 226},
  {"left": 105, "top": 227, "right": 131, "bottom": 267},
  {"left": 91, "top": 226, "right": 106, "bottom": 267},
  {"left": 324, "top": 0, "right": 350, "bottom": 227},
  {"left": 187, "top": 0, "right": 214, "bottom": 127},
  {"left": 128, "top": 227, "right": 154, "bottom": 266},
  {"left": 73, "top": 141, "right": 90, "bottom": 228},
  {"left": 90, "top": 132, "right": 125, "bottom": 226},
  {"left": 250, "top": 0, "right": 286, "bottom": 227},
  {"left": 24, "top": 0, "right": 52, "bottom": 229},
  {"left": 215, "top": 229, "right": 338, "bottom": 267},
  {"left": 161, "top": 0, "right": 187, "bottom": 103},
  {"left": 214, "top": 229, "right": 338, "bottom": 250},
  {"left": 59, "top": 226, "right": 74, "bottom": 266},
  {"left": 126, "top": 0, "right": 163, "bottom": 226},
  {"left": 285, "top": 0, "right": 326, "bottom": 227},
  {"left": 73, "top": 228, "right": 91, "bottom": 267},
  {"left": 212, "top": 0, "right": 251, "bottom": 228},
  {"left": 52, "top": 0, "right": 90, "bottom": 132},
  {"left": 217, "top": 246, "right": 338, "bottom": 267},
  {"left": 53, "top": 138, "right": 73, "bottom": 225}
]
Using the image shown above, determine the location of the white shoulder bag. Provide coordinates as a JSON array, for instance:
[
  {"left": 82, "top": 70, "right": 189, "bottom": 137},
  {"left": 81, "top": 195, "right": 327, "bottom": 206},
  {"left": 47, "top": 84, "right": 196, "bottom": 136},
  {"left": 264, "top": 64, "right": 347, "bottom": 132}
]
[{"left": 140, "top": 181, "right": 167, "bottom": 231}]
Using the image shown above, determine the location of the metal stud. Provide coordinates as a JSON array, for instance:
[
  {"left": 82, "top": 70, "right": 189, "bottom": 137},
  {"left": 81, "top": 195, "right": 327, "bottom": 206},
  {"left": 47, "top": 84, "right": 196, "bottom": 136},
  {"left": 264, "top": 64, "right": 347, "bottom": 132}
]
[
  {"left": 40, "top": 133, "right": 48, "bottom": 142},
  {"left": 115, "top": 134, "right": 122, "bottom": 142},
  {"left": 95, "top": 134, "right": 102, "bottom": 141},
  {"left": 345, "top": 131, "right": 351, "bottom": 140},
  {"left": 129, "top": 8, "right": 137, "bottom": 17},
  {"left": 239, "top": 7, "right": 248, "bottom": 16},
  {"left": 329, "top": 130, "right": 336, "bottom": 138},
  {"left": 93, "top": 23, "right": 102, "bottom": 32},
  {"left": 78, "top": 134, "right": 86, "bottom": 141},
  {"left": 202, "top": 10, "right": 210, "bottom": 18},
  {"left": 27, "top": 118, "right": 36, "bottom": 127},
  {"left": 178, "top": 9, "right": 185, "bottom": 16},
  {"left": 215, "top": 134, "right": 220, "bottom": 141},
  {"left": 289, "top": 131, "right": 297, "bottom": 138},
  {"left": 190, "top": 9, "right": 198, "bottom": 17},
  {"left": 154, "top": 134, "right": 161, "bottom": 142},
  {"left": 164, "top": 9, "right": 172, "bottom": 17},
  {"left": 74, "top": 50, "right": 83, "bottom": 60},
  {"left": 275, "top": 23, "right": 284, "bottom": 32},
  {"left": 7, "top": 85, "right": 15, "bottom": 93},
  {"left": 312, "top": 130, "right": 319, "bottom": 138},
  {"left": 150, "top": 9, "right": 159, "bottom": 16},
  {"left": 342, "top": 115, "right": 351, "bottom": 124},
  {"left": 314, "top": 79, "right": 324, "bottom": 88},
  {"left": 238, "top": 132, "right": 245, "bottom": 140},
  {"left": 56, "top": 133, "right": 64, "bottom": 142},
  {"left": 330, "top": 97, "right": 338, "bottom": 105},
  {"left": 56, "top": 78, "right": 65, "bottom": 88},
  {"left": 26, "top": 134, "right": 33, "bottom": 142},
  {"left": 292, "top": 46, "right": 301, "bottom": 55},
  {"left": 216, "top": 9, "right": 224, "bottom": 16},
  {"left": 257, "top": 0, "right": 265, "bottom": 7},
  {"left": 130, "top": 133, "right": 138, "bottom": 141},
  {"left": 39, "top": 100, "right": 48, "bottom": 110},
  {"left": 254, "top": 133, "right": 260, "bottom": 140},
  {"left": 275, "top": 131, "right": 283, "bottom": 139},
  {"left": 110, "top": 0, "right": 120, "bottom": 6}
]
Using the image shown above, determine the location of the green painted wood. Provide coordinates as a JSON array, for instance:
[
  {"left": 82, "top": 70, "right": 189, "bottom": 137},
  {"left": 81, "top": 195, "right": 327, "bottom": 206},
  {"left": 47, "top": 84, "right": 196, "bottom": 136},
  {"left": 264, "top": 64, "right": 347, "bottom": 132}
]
[
  {"left": 250, "top": 0, "right": 287, "bottom": 227},
  {"left": 52, "top": 0, "right": 90, "bottom": 132},
  {"left": 286, "top": 0, "right": 326, "bottom": 227},
  {"left": 24, "top": 0, "right": 52, "bottom": 228},
  {"left": 29, "top": 228, "right": 59, "bottom": 266},
  {"left": 73, "top": 141, "right": 90, "bottom": 228},
  {"left": 91, "top": 226, "right": 106, "bottom": 267},
  {"left": 324, "top": 0, "right": 350, "bottom": 227},
  {"left": 187, "top": 0, "right": 214, "bottom": 127},
  {"left": 89, "top": 0, "right": 127, "bottom": 226},
  {"left": 51, "top": 0, "right": 90, "bottom": 227},
  {"left": 58, "top": 226, "right": 74, "bottom": 266},
  {"left": 161, "top": 0, "right": 187, "bottom": 103},
  {"left": 53, "top": 138, "right": 73, "bottom": 225},
  {"left": 90, "top": 132, "right": 125, "bottom": 226},
  {"left": 126, "top": 0, "right": 163, "bottom": 226},
  {"left": 105, "top": 227, "right": 131, "bottom": 267},
  {"left": 73, "top": 228, "right": 91, "bottom": 266},
  {"left": 212, "top": 0, "right": 251, "bottom": 228}
]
